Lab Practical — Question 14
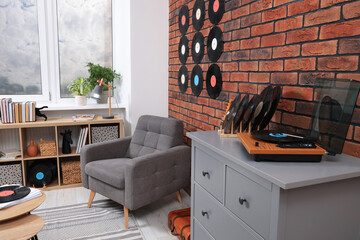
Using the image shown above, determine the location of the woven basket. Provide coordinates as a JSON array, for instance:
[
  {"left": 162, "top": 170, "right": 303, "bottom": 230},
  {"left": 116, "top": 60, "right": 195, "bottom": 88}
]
[
  {"left": 61, "top": 160, "right": 81, "bottom": 185},
  {"left": 39, "top": 139, "right": 56, "bottom": 156}
]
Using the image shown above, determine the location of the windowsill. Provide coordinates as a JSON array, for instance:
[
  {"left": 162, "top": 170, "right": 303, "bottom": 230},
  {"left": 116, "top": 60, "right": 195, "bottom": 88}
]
[{"left": 37, "top": 98, "right": 125, "bottom": 111}]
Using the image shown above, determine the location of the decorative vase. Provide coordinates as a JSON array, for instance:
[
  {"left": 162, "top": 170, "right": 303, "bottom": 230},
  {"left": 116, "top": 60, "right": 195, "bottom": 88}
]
[
  {"left": 75, "top": 95, "right": 87, "bottom": 106},
  {"left": 27, "top": 139, "right": 38, "bottom": 157}
]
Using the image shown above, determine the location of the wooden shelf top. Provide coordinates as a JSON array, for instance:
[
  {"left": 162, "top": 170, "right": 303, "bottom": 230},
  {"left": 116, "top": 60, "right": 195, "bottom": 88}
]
[{"left": 0, "top": 115, "right": 123, "bottom": 129}]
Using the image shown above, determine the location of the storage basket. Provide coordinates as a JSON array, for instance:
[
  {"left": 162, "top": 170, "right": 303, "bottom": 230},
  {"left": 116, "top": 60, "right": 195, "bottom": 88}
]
[
  {"left": 0, "top": 162, "right": 23, "bottom": 185},
  {"left": 39, "top": 138, "right": 56, "bottom": 156},
  {"left": 61, "top": 160, "right": 81, "bottom": 185}
]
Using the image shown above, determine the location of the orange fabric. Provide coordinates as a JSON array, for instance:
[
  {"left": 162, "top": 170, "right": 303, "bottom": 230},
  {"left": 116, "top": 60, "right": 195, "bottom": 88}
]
[{"left": 168, "top": 208, "right": 191, "bottom": 240}]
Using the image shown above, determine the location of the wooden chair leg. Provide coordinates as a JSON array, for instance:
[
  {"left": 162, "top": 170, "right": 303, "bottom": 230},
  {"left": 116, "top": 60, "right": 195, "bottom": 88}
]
[
  {"left": 124, "top": 206, "right": 129, "bottom": 229},
  {"left": 88, "top": 190, "right": 96, "bottom": 208},
  {"left": 176, "top": 190, "right": 183, "bottom": 204}
]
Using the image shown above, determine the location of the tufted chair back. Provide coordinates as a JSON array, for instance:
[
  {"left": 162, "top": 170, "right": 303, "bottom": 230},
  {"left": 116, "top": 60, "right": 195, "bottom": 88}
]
[{"left": 126, "top": 115, "right": 184, "bottom": 158}]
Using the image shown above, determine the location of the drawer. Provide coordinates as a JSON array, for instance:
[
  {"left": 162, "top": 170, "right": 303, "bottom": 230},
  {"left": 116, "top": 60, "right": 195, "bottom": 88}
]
[
  {"left": 194, "top": 148, "right": 224, "bottom": 202},
  {"left": 225, "top": 166, "right": 271, "bottom": 239},
  {"left": 194, "top": 184, "right": 262, "bottom": 240},
  {"left": 193, "top": 218, "right": 215, "bottom": 240}
]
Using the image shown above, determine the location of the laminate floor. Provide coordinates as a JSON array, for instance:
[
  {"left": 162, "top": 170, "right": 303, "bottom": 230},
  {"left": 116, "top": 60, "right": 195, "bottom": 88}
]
[{"left": 37, "top": 187, "right": 191, "bottom": 240}]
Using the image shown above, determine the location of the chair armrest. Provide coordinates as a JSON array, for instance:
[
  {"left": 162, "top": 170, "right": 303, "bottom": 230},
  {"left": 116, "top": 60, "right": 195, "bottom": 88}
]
[
  {"left": 80, "top": 136, "right": 131, "bottom": 188},
  {"left": 124, "top": 145, "right": 191, "bottom": 210}
]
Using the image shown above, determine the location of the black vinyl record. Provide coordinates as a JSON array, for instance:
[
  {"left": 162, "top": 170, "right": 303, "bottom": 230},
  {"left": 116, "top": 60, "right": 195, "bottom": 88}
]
[
  {"left": 192, "top": 0, "right": 205, "bottom": 31},
  {"left": 208, "top": 0, "right": 225, "bottom": 25},
  {"left": 241, "top": 94, "right": 261, "bottom": 132},
  {"left": 0, "top": 185, "right": 30, "bottom": 203},
  {"left": 28, "top": 161, "right": 57, "bottom": 188},
  {"left": 178, "top": 5, "right": 189, "bottom": 35},
  {"left": 251, "top": 86, "right": 273, "bottom": 132},
  {"left": 258, "top": 86, "right": 282, "bottom": 130},
  {"left": 192, "top": 32, "right": 205, "bottom": 64},
  {"left": 191, "top": 65, "right": 203, "bottom": 96},
  {"left": 178, "top": 66, "right": 189, "bottom": 93},
  {"left": 233, "top": 94, "right": 249, "bottom": 132},
  {"left": 178, "top": 36, "right": 189, "bottom": 64},
  {"left": 207, "top": 26, "right": 223, "bottom": 62},
  {"left": 222, "top": 93, "right": 241, "bottom": 133},
  {"left": 252, "top": 130, "right": 305, "bottom": 143},
  {"left": 206, "top": 64, "right": 222, "bottom": 99}
]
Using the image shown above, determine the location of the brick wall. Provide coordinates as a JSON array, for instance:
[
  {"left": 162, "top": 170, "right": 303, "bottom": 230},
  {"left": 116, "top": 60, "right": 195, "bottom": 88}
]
[{"left": 168, "top": 0, "right": 360, "bottom": 157}]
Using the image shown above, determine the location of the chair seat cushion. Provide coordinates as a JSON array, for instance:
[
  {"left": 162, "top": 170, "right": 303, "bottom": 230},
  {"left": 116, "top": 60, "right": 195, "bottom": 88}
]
[{"left": 85, "top": 158, "right": 131, "bottom": 189}]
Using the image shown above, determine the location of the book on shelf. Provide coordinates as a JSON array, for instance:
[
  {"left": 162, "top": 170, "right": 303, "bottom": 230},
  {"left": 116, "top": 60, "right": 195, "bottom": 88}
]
[
  {"left": 0, "top": 98, "right": 36, "bottom": 124},
  {"left": 76, "top": 127, "right": 88, "bottom": 154},
  {"left": 72, "top": 114, "right": 95, "bottom": 122},
  {"left": 0, "top": 186, "right": 42, "bottom": 210},
  {"left": 0, "top": 149, "right": 21, "bottom": 160}
]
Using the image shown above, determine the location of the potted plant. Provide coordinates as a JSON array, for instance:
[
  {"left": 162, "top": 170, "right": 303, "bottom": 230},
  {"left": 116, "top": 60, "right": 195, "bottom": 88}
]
[{"left": 67, "top": 77, "right": 90, "bottom": 106}]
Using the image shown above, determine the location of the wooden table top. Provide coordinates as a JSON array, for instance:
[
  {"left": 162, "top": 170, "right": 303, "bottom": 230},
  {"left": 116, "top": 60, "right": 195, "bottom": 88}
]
[
  {"left": 0, "top": 191, "right": 46, "bottom": 222},
  {"left": 0, "top": 214, "right": 44, "bottom": 240}
]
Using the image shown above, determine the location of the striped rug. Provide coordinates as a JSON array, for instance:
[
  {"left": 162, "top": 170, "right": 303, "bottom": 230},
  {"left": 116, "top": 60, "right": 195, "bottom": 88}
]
[{"left": 33, "top": 200, "right": 144, "bottom": 240}]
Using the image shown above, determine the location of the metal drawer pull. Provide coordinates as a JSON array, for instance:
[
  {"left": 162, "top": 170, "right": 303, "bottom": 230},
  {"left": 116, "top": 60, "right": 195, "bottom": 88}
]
[
  {"left": 239, "top": 197, "right": 247, "bottom": 205},
  {"left": 202, "top": 171, "right": 209, "bottom": 177},
  {"left": 201, "top": 211, "right": 208, "bottom": 217}
]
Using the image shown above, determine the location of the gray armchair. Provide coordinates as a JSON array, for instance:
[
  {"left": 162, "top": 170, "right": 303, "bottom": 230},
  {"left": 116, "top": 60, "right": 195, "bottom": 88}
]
[{"left": 80, "top": 115, "right": 191, "bottom": 229}]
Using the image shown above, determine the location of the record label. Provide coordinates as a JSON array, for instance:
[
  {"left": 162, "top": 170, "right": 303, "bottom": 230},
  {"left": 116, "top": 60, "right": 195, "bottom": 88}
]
[
  {"left": 178, "top": 5, "right": 189, "bottom": 35},
  {"left": 207, "top": 26, "right": 223, "bottom": 62},
  {"left": 195, "top": 43, "right": 200, "bottom": 53},
  {"left": 192, "top": 0, "right": 205, "bottom": 31},
  {"left": 178, "top": 35, "right": 189, "bottom": 64},
  {"left": 178, "top": 66, "right": 189, "bottom": 93},
  {"left": 209, "top": 0, "right": 225, "bottom": 25},
  {"left": 191, "top": 32, "right": 204, "bottom": 64},
  {"left": 206, "top": 64, "right": 222, "bottom": 99},
  {"left": 191, "top": 65, "right": 203, "bottom": 96},
  {"left": 213, "top": 0, "right": 219, "bottom": 12}
]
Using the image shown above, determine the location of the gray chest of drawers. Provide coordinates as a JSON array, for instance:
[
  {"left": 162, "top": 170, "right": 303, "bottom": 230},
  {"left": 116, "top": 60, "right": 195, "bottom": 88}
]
[{"left": 187, "top": 131, "right": 360, "bottom": 240}]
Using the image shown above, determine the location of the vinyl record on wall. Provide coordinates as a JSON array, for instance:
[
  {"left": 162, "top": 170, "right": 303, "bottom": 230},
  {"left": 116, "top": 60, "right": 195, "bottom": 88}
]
[
  {"left": 178, "top": 35, "right": 189, "bottom": 64},
  {"left": 191, "top": 32, "right": 205, "bottom": 64},
  {"left": 178, "top": 65, "right": 189, "bottom": 93},
  {"left": 207, "top": 26, "right": 223, "bottom": 62},
  {"left": 206, "top": 64, "right": 222, "bottom": 99},
  {"left": 192, "top": 0, "right": 205, "bottom": 31},
  {"left": 191, "top": 65, "right": 203, "bottom": 96},
  {"left": 178, "top": 5, "right": 189, "bottom": 35},
  {"left": 208, "top": 0, "right": 225, "bottom": 25}
]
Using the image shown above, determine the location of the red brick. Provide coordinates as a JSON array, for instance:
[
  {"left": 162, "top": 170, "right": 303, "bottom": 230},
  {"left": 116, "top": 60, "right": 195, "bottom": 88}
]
[
  {"left": 321, "top": 0, "right": 351, "bottom": 8},
  {"left": 233, "top": 28, "right": 251, "bottom": 40},
  {"left": 352, "top": 108, "right": 360, "bottom": 124},
  {"left": 288, "top": 0, "right": 319, "bottom": 17},
  {"left": 296, "top": 102, "right": 315, "bottom": 116},
  {"left": 241, "top": 13, "right": 261, "bottom": 28},
  {"left": 275, "top": 16, "right": 303, "bottom": 32},
  {"left": 223, "top": 32, "right": 232, "bottom": 42},
  {"left": 273, "top": 45, "right": 300, "bottom": 58},
  {"left": 224, "top": 41, "right": 240, "bottom": 51},
  {"left": 354, "top": 126, "right": 360, "bottom": 142},
  {"left": 261, "top": 33, "right": 285, "bottom": 47},
  {"left": 302, "top": 40, "right": 338, "bottom": 56},
  {"left": 250, "top": 48, "right": 272, "bottom": 59},
  {"left": 241, "top": 38, "right": 260, "bottom": 49},
  {"left": 240, "top": 61, "right": 259, "bottom": 71},
  {"left": 282, "top": 113, "right": 312, "bottom": 129},
  {"left": 343, "top": 1, "right": 360, "bottom": 19},
  {"left": 223, "top": 82, "right": 239, "bottom": 92},
  {"left": 282, "top": 86, "right": 314, "bottom": 101},
  {"left": 320, "top": 20, "right": 360, "bottom": 39},
  {"left": 299, "top": 72, "right": 335, "bottom": 85},
  {"left": 232, "top": 5, "right": 250, "bottom": 19},
  {"left": 223, "top": 62, "right": 239, "bottom": 71},
  {"left": 318, "top": 56, "right": 358, "bottom": 71},
  {"left": 243, "top": 0, "right": 258, "bottom": 4},
  {"left": 232, "top": 50, "right": 250, "bottom": 60},
  {"left": 337, "top": 73, "right": 360, "bottom": 81},
  {"left": 262, "top": 6, "right": 287, "bottom": 22},
  {"left": 224, "top": 20, "right": 241, "bottom": 32},
  {"left": 250, "top": 0, "right": 273, "bottom": 13},
  {"left": 304, "top": 6, "right": 341, "bottom": 27},
  {"left": 222, "top": 12, "right": 232, "bottom": 23},
  {"left": 271, "top": 72, "right": 298, "bottom": 85},
  {"left": 249, "top": 72, "right": 270, "bottom": 83},
  {"left": 278, "top": 99, "right": 296, "bottom": 112},
  {"left": 231, "top": 72, "right": 249, "bottom": 82},
  {"left": 239, "top": 83, "right": 258, "bottom": 94},
  {"left": 285, "top": 58, "right": 316, "bottom": 71},
  {"left": 339, "top": 39, "right": 360, "bottom": 54},
  {"left": 342, "top": 141, "right": 360, "bottom": 158},
  {"left": 259, "top": 60, "right": 284, "bottom": 71},
  {"left": 251, "top": 22, "right": 274, "bottom": 37},
  {"left": 346, "top": 125, "right": 353, "bottom": 140},
  {"left": 286, "top": 27, "right": 319, "bottom": 44},
  {"left": 208, "top": 117, "right": 221, "bottom": 128},
  {"left": 274, "top": 0, "right": 297, "bottom": 7}
]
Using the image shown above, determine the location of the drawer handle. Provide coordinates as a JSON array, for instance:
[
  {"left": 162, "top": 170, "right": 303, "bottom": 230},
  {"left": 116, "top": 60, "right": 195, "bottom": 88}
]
[
  {"left": 202, "top": 171, "right": 209, "bottom": 177},
  {"left": 201, "top": 211, "right": 208, "bottom": 217},
  {"left": 239, "top": 197, "right": 247, "bottom": 205}
]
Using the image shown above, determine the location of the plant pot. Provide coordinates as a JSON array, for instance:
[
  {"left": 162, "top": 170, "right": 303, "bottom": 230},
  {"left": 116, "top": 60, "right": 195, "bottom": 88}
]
[{"left": 75, "top": 95, "right": 87, "bottom": 106}]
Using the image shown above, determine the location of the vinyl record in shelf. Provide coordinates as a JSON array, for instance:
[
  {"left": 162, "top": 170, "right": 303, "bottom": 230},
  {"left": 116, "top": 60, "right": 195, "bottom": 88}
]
[
  {"left": 206, "top": 64, "right": 222, "bottom": 99},
  {"left": 251, "top": 86, "right": 273, "bottom": 132},
  {"left": 191, "top": 65, "right": 203, "bottom": 96},
  {"left": 241, "top": 94, "right": 261, "bottom": 132},
  {"left": 178, "top": 5, "right": 189, "bottom": 35},
  {"left": 192, "top": 32, "right": 205, "bottom": 64},
  {"left": 178, "top": 65, "right": 189, "bottom": 93},
  {"left": 258, "top": 86, "right": 282, "bottom": 130},
  {"left": 207, "top": 26, "right": 223, "bottom": 62},
  {"left": 192, "top": 0, "right": 205, "bottom": 31},
  {"left": 233, "top": 94, "right": 249, "bottom": 132},
  {"left": 208, "top": 0, "right": 225, "bottom": 25},
  {"left": 178, "top": 35, "right": 189, "bottom": 65},
  {"left": 222, "top": 93, "right": 242, "bottom": 133}
]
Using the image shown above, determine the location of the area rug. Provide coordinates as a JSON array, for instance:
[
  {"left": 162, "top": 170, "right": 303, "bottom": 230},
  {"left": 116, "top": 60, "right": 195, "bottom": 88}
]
[{"left": 33, "top": 200, "right": 144, "bottom": 240}]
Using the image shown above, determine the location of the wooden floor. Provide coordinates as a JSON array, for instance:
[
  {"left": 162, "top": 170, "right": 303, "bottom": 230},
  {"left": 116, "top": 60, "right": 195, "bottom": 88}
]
[{"left": 37, "top": 187, "right": 191, "bottom": 240}]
